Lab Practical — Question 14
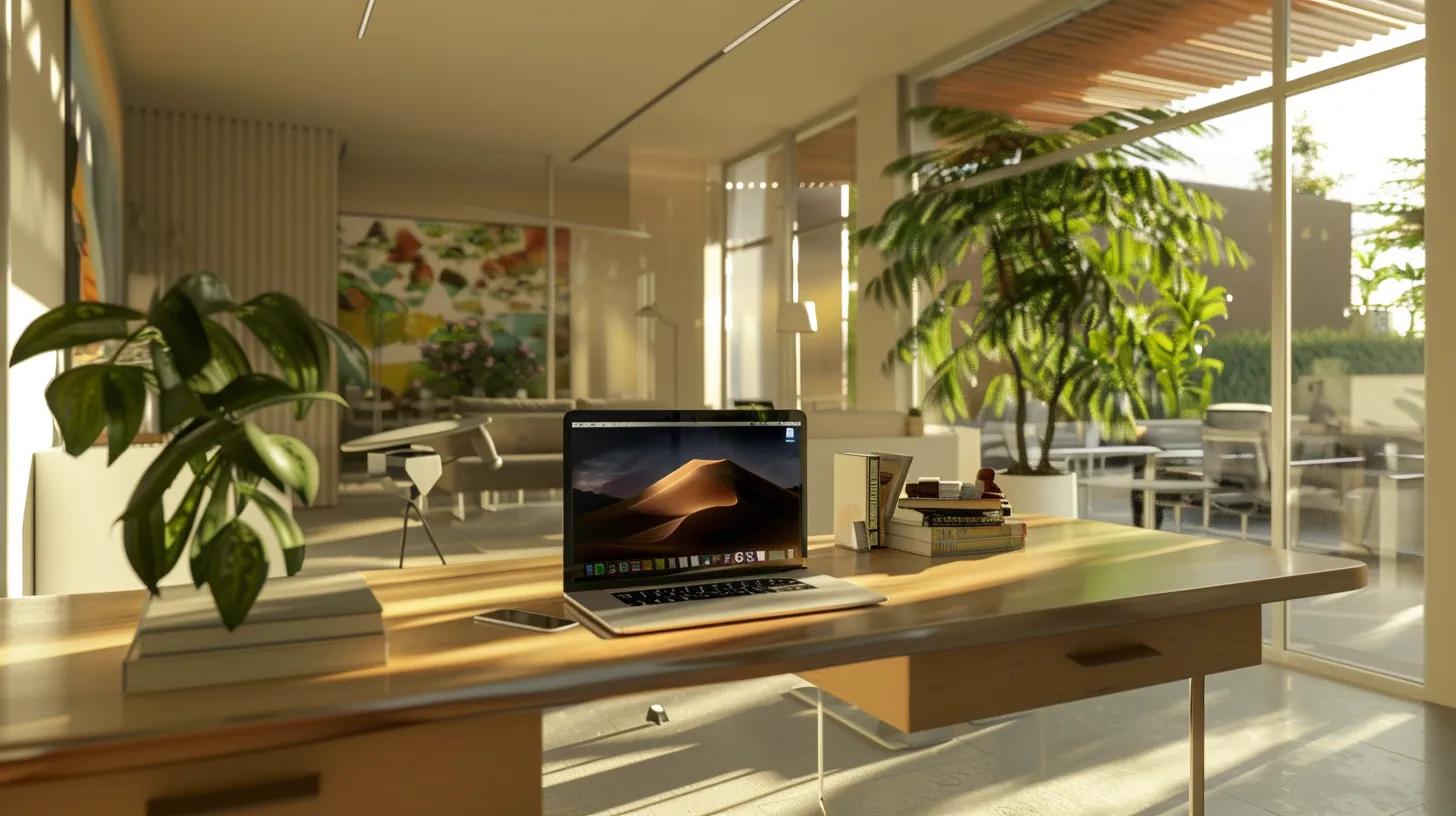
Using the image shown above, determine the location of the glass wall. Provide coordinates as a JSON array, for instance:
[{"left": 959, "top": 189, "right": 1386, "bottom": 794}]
[
  {"left": 903, "top": 0, "right": 1426, "bottom": 682},
  {"left": 794, "top": 117, "right": 857, "bottom": 410},
  {"left": 1286, "top": 60, "right": 1426, "bottom": 680},
  {"left": 725, "top": 147, "right": 785, "bottom": 406}
]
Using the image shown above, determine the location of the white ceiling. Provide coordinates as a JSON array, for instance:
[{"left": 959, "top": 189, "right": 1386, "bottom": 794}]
[{"left": 102, "top": 0, "right": 1047, "bottom": 167}]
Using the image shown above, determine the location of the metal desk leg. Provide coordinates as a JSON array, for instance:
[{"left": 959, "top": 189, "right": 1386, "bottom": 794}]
[
  {"left": 1190, "top": 674, "right": 1205, "bottom": 816},
  {"left": 817, "top": 686, "right": 827, "bottom": 815},
  {"left": 1142, "top": 487, "right": 1156, "bottom": 529}
]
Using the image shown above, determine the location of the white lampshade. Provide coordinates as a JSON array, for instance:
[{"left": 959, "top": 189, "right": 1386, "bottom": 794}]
[{"left": 777, "top": 300, "right": 818, "bottom": 334}]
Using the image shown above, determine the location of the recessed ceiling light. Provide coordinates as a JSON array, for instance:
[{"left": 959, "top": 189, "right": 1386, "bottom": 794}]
[{"left": 356, "top": 0, "right": 376, "bottom": 39}]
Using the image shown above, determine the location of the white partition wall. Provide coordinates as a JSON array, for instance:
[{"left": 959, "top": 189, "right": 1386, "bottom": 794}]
[{"left": 124, "top": 109, "right": 342, "bottom": 505}]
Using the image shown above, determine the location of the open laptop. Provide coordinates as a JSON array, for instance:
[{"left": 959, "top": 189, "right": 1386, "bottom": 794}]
[{"left": 562, "top": 409, "right": 886, "bottom": 635}]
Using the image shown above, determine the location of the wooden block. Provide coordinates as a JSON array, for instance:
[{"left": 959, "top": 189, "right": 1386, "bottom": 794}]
[
  {"left": 800, "top": 605, "right": 1259, "bottom": 733},
  {"left": 0, "top": 710, "right": 542, "bottom": 815}
]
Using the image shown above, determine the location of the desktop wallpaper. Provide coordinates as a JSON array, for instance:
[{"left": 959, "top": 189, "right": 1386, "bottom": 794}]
[{"left": 571, "top": 425, "right": 803, "bottom": 563}]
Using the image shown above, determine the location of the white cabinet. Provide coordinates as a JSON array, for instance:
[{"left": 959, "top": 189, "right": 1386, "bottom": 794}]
[{"left": 33, "top": 446, "right": 293, "bottom": 596}]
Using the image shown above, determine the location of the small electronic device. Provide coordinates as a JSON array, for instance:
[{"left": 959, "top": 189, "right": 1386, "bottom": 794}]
[{"left": 474, "top": 608, "right": 579, "bottom": 633}]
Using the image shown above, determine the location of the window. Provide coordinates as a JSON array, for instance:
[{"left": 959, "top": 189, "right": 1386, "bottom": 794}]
[{"left": 794, "top": 117, "right": 857, "bottom": 410}]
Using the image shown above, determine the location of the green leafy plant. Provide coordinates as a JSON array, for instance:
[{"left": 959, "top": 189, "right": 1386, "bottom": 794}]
[
  {"left": 857, "top": 106, "right": 1245, "bottom": 474},
  {"left": 1253, "top": 115, "right": 1341, "bottom": 198},
  {"left": 416, "top": 319, "right": 544, "bottom": 398},
  {"left": 1355, "top": 157, "right": 1425, "bottom": 332},
  {"left": 8, "top": 272, "right": 369, "bottom": 628},
  {"left": 1144, "top": 271, "right": 1229, "bottom": 419}
]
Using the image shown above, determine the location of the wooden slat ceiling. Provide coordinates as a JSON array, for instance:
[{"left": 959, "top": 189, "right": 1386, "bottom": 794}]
[
  {"left": 797, "top": 118, "right": 858, "bottom": 183},
  {"left": 934, "top": 0, "right": 1424, "bottom": 128}
]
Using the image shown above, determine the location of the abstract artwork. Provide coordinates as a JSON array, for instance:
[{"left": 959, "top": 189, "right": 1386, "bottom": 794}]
[{"left": 337, "top": 215, "right": 569, "bottom": 400}]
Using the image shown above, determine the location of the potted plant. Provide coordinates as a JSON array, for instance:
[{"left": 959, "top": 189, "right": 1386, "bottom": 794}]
[
  {"left": 905, "top": 406, "right": 924, "bottom": 437},
  {"left": 859, "top": 107, "right": 1244, "bottom": 515},
  {"left": 417, "top": 318, "right": 545, "bottom": 398},
  {"left": 9, "top": 272, "right": 369, "bottom": 628}
]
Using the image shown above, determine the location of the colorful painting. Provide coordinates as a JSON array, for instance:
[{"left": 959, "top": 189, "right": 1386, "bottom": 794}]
[
  {"left": 67, "top": 0, "right": 125, "bottom": 308},
  {"left": 337, "top": 215, "right": 568, "bottom": 400}
]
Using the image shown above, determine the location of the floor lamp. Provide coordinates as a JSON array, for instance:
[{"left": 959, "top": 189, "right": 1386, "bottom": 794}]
[
  {"left": 636, "top": 304, "right": 678, "bottom": 406},
  {"left": 777, "top": 300, "right": 818, "bottom": 410}
]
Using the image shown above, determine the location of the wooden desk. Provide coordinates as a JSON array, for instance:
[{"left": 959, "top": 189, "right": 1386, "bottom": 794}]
[{"left": 0, "top": 518, "right": 1364, "bottom": 814}]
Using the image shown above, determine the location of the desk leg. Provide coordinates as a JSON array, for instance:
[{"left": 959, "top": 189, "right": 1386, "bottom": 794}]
[
  {"left": 1190, "top": 674, "right": 1205, "bottom": 816},
  {"left": 1142, "top": 487, "right": 1156, "bottom": 529},
  {"left": 817, "top": 686, "right": 828, "bottom": 815}
]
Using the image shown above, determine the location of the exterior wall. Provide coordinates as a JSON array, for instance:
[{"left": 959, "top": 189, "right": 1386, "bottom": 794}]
[{"left": 1191, "top": 183, "right": 1353, "bottom": 333}]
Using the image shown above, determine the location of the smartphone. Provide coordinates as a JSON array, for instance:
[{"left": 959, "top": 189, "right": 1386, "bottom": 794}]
[{"left": 474, "top": 608, "right": 579, "bottom": 633}]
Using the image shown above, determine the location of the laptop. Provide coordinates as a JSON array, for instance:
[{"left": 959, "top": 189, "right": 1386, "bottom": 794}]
[{"left": 562, "top": 409, "right": 886, "bottom": 635}]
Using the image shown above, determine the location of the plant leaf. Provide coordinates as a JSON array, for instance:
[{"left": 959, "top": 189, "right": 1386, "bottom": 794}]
[
  {"left": 151, "top": 343, "right": 204, "bottom": 432},
  {"left": 124, "top": 417, "right": 238, "bottom": 519},
  {"left": 242, "top": 423, "right": 320, "bottom": 505},
  {"left": 192, "top": 467, "right": 234, "bottom": 587},
  {"left": 204, "top": 520, "right": 268, "bottom": 630},
  {"left": 99, "top": 365, "right": 148, "bottom": 464},
  {"left": 188, "top": 319, "right": 253, "bottom": 394},
  {"left": 174, "top": 271, "right": 235, "bottom": 316},
  {"left": 10, "top": 302, "right": 142, "bottom": 364},
  {"left": 235, "top": 294, "right": 328, "bottom": 419},
  {"left": 203, "top": 372, "right": 298, "bottom": 412},
  {"left": 150, "top": 287, "right": 212, "bottom": 378},
  {"left": 241, "top": 483, "right": 305, "bottom": 575},
  {"left": 121, "top": 502, "right": 169, "bottom": 594},
  {"left": 316, "top": 319, "right": 371, "bottom": 388},
  {"left": 44, "top": 366, "right": 109, "bottom": 454}
]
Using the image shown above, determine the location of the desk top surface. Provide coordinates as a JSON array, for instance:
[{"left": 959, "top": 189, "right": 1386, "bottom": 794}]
[
  {"left": 339, "top": 415, "right": 491, "bottom": 453},
  {"left": 0, "top": 517, "right": 1363, "bottom": 783}
]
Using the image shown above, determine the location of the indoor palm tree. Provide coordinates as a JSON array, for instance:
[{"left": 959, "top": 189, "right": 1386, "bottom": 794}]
[{"left": 859, "top": 106, "right": 1245, "bottom": 475}]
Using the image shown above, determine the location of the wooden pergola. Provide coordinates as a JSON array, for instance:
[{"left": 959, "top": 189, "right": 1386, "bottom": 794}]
[{"left": 933, "top": 0, "right": 1425, "bottom": 128}]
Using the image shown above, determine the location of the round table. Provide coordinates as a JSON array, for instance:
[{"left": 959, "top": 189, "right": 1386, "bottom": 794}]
[{"left": 340, "top": 416, "right": 491, "bottom": 453}]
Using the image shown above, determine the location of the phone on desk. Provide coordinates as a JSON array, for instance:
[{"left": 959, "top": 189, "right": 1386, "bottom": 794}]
[{"left": 474, "top": 608, "right": 579, "bottom": 633}]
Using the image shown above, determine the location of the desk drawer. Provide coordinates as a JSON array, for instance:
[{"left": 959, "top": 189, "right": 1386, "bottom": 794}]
[
  {"left": 0, "top": 710, "right": 541, "bottom": 815},
  {"left": 800, "top": 605, "right": 1260, "bottom": 733}
]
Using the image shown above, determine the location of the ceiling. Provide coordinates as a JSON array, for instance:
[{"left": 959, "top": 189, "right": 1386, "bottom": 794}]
[{"left": 100, "top": 0, "right": 1048, "bottom": 170}]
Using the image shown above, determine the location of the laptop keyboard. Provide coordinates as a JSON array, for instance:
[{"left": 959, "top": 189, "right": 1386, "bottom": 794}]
[{"left": 612, "top": 577, "right": 812, "bottom": 606}]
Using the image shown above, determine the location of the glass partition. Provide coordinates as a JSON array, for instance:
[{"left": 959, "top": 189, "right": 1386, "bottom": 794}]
[{"left": 1285, "top": 60, "right": 1426, "bottom": 680}]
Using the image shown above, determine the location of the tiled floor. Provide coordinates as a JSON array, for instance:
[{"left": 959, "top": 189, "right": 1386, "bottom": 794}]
[{"left": 543, "top": 666, "right": 1454, "bottom": 816}]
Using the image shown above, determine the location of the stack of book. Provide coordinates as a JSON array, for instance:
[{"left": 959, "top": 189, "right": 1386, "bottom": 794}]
[
  {"left": 886, "top": 496, "right": 1026, "bottom": 558},
  {"left": 123, "top": 572, "right": 387, "bottom": 693}
]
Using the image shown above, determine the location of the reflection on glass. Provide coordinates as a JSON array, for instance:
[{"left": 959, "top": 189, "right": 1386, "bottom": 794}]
[
  {"left": 1285, "top": 60, "right": 1425, "bottom": 680},
  {"left": 569, "top": 231, "right": 652, "bottom": 401},
  {"left": 725, "top": 147, "right": 785, "bottom": 406},
  {"left": 794, "top": 118, "right": 857, "bottom": 410}
]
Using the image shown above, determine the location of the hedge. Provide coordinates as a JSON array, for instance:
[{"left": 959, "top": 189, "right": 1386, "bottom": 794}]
[{"left": 1205, "top": 329, "right": 1425, "bottom": 405}]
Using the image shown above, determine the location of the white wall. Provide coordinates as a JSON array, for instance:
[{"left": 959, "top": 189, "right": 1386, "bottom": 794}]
[{"left": 3, "top": 0, "right": 68, "bottom": 596}]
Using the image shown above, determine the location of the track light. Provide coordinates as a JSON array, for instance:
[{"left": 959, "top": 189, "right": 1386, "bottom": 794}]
[{"left": 357, "top": 0, "right": 376, "bottom": 39}]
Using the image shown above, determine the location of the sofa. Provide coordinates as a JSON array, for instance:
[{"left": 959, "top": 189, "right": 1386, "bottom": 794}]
[{"left": 437, "top": 397, "right": 664, "bottom": 518}]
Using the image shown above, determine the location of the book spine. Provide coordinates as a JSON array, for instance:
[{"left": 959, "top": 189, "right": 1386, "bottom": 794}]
[
  {"left": 926, "top": 526, "right": 1024, "bottom": 542},
  {"left": 919, "top": 513, "right": 1004, "bottom": 527},
  {"left": 925, "top": 537, "right": 1024, "bottom": 556},
  {"left": 866, "top": 456, "right": 880, "bottom": 548}
]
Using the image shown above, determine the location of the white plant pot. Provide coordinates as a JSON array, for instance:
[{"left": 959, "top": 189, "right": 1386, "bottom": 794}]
[{"left": 997, "top": 471, "right": 1079, "bottom": 519}]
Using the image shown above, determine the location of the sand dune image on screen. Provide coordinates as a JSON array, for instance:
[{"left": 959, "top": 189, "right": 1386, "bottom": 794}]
[{"left": 574, "top": 459, "right": 799, "bottom": 559}]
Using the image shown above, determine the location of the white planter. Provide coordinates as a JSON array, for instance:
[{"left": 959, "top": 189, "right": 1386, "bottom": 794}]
[{"left": 997, "top": 471, "right": 1079, "bottom": 519}]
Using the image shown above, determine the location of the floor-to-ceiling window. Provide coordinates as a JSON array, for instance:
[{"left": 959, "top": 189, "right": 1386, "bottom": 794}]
[{"left": 902, "top": 0, "right": 1427, "bottom": 687}]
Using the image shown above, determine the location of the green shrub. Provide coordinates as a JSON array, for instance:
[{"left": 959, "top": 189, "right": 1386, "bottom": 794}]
[{"left": 1206, "top": 329, "right": 1425, "bottom": 405}]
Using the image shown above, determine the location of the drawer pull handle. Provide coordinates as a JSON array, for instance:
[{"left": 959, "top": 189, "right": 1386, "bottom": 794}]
[
  {"left": 1067, "top": 642, "right": 1161, "bottom": 668},
  {"left": 147, "top": 774, "right": 320, "bottom": 816}
]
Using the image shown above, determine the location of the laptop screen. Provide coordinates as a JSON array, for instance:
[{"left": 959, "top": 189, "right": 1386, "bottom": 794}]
[{"left": 563, "top": 411, "right": 807, "bottom": 591}]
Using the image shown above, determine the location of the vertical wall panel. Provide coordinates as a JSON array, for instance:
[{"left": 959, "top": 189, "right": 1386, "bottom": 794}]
[{"left": 124, "top": 109, "right": 342, "bottom": 506}]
